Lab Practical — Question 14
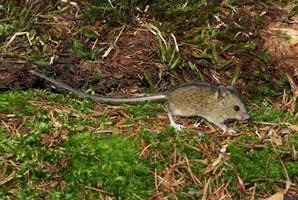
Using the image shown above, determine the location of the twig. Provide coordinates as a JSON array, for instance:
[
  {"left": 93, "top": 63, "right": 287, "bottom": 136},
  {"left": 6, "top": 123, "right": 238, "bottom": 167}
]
[
  {"left": 250, "top": 183, "right": 256, "bottom": 200},
  {"left": 141, "top": 23, "right": 167, "bottom": 49},
  {"left": 287, "top": 20, "right": 298, "bottom": 24},
  {"left": 252, "top": 121, "right": 291, "bottom": 126},
  {"left": 60, "top": 0, "right": 80, "bottom": 16},
  {"left": 292, "top": 144, "right": 297, "bottom": 160},
  {"left": 202, "top": 177, "right": 211, "bottom": 200},
  {"left": 132, "top": 192, "right": 145, "bottom": 200},
  {"left": 102, "top": 25, "right": 126, "bottom": 59},
  {"left": 84, "top": 185, "right": 113, "bottom": 195},
  {"left": 154, "top": 168, "right": 158, "bottom": 191},
  {"left": 279, "top": 158, "right": 292, "bottom": 193},
  {"left": 265, "top": 97, "right": 276, "bottom": 109},
  {"left": 246, "top": 97, "right": 261, "bottom": 108},
  {"left": 140, "top": 143, "right": 154, "bottom": 156},
  {"left": 3, "top": 32, "right": 32, "bottom": 52},
  {"left": 170, "top": 33, "right": 179, "bottom": 52},
  {"left": 92, "top": 38, "right": 98, "bottom": 50},
  {"left": 185, "top": 156, "right": 199, "bottom": 185},
  {"left": 285, "top": 72, "right": 298, "bottom": 113}
]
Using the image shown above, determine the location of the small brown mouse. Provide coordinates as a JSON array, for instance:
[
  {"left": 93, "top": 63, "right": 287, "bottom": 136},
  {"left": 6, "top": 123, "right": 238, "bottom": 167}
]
[{"left": 29, "top": 70, "right": 249, "bottom": 132}]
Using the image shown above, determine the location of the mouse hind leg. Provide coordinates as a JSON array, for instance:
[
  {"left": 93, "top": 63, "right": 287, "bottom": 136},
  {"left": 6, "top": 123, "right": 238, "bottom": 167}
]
[{"left": 167, "top": 112, "right": 185, "bottom": 130}]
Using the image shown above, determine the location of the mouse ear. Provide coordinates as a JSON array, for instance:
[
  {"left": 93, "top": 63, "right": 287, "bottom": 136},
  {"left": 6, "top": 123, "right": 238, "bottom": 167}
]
[{"left": 217, "top": 86, "right": 228, "bottom": 99}]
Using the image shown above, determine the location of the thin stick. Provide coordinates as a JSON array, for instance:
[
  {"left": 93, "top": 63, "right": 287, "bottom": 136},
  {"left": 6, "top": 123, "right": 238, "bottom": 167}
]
[{"left": 102, "top": 25, "right": 126, "bottom": 59}]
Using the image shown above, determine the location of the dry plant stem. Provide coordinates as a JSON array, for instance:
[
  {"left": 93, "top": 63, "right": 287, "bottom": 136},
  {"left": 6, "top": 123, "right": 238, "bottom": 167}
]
[
  {"left": 250, "top": 183, "right": 256, "bottom": 200},
  {"left": 92, "top": 38, "right": 98, "bottom": 50},
  {"left": 132, "top": 192, "right": 145, "bottom": 200},
  {"left": 102, "top": 25, "right": 126, "bottom": 59},
  {"left": 287, "top": 20, "right": 298, "bottom": 24},
  {"left": 3, "top": 32, "right": 32, "bottom": 52},
  {"left": 180, "top": 191, "right": 195, "bottom": 199},
  {"left": 174, "top": 143, "right": 178, "bottom": 165},
  {"left": 154, "top": 168, "right": 158, "bottom": 192},
  {"left": 234, "top": 165, "right": 246, "bottom": 192},
  {"left": 140, "top": 143, "right": 154, "bottom": 156},
  {"left": 60, "top": 0, "right": 80, "bottom": 15},
  {"left": 246, "top": 97, "right": 261, "bottom": 108},
  {"left": 185, "top": 156, "right": 199, "bottom": 185},
  {"left": 252, "top": 121, "right": 283, "bottom": 126},
  {"left": 156, "top": 170, "right": 173, "bottom": 193},
  {"left": 279, "top": 158, "right": 292, "bottom": 193},
  {"left": 266, "top": 155, "right": 271, "bottom": 177},
  {"left": 292, "top": 144, "right": 297, "bottom": 160},
  {"left": 149, "top": 192, "right": 163, "bottom": 200},
  {"left": 170, "top": 33, "right": 179, "bottom": 52},
  {"left": 141, "top": 23, "right": 167, "bottom": 49},
  {"left": 282, "top": 89, "right": 287, "bottom": 105},
  {"left": 265, "top": 97, "right": 277, "bottom": 108},
  {"left": 285, "top": 72, "right": 298, "bottom": 113},
  {"left": 84, "top": 185, "right": 113, "bottom": 195},
  {"left": 202, "top": 177, "right": 211, "bottom": 200}
]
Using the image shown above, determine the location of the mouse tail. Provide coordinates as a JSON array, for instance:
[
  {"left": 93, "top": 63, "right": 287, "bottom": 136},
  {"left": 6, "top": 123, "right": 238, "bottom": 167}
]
[{"left": 29, "top": 70, "right": 166, "bottom": 102}]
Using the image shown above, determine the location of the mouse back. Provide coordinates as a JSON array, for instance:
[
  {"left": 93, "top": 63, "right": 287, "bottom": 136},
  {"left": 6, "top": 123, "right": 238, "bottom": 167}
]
[{"left": 165, "top": 82, "right": 219, "bottom": 117}]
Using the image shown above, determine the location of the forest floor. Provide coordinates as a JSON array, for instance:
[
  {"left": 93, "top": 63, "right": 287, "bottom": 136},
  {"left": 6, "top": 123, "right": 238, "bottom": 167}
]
[{"left": 0, "top": 0, "right": 297, "bottom": 199}]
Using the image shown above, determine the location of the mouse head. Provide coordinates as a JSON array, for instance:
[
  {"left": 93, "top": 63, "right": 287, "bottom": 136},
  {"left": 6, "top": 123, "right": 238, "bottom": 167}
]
[{"left": 216, "top": 86, "right": 249, "bottom": 122}]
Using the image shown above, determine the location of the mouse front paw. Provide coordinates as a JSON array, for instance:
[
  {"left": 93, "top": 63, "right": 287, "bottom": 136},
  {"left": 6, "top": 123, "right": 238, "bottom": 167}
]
[
  {"left": 219, "top": 124, "right": 236, "bottom": 133},
  {"left": 227, "top": 128, "right": 236, "bottom": 133},
  {"left": 170, "top": 122, "right": 185, "bottom": 130}
]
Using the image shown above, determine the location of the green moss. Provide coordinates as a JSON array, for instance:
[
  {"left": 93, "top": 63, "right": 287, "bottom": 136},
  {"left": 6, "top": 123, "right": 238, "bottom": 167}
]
[
  {"left": 227, "top": 143, "right": 297, "bottom": 192},
  {"left": 69, "top": 39, "right": 103, "bottom": 60},
  {"left": 62, "top": 132, "right": 154, "bottom": 198},
  {"left": 0, "top": 91, "right": 36, "bottom": 115},
  {"left": 249, "top": 107, "right": 292, "bottom": 123}
]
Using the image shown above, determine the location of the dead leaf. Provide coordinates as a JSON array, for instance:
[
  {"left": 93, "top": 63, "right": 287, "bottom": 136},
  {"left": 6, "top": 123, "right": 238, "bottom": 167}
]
[
  {"left": 97, "top": 181, "right": 102, "bottom": 188},
  {"left": 272, "top": 129, "right": 283, "bottom": 146},
  {"left": 0, "top": 171, "right": 16, "bottom": 184},
  {"left": 50, "top": 180, "right": 59, "bottom": 188},
  {"left": 279, "top": 128, "right": 293, "bottom": 135},
  {"left": 272, "top": 135, "right": 283, "bottom": 146},
  {"left": 264, "top": 191, "right": 284, "bottom": 200},
  {"left": 288, "top": 125, "right": 298, "bottom": 131},
  {"left": 40, "top": 134, "right": 52, "bottom": 146},
  {"left": 260, "top": 126, "right": 272, "bottom": 131},
  {"left": 88, "top": 111, "right": 103, "bottom": 117}
]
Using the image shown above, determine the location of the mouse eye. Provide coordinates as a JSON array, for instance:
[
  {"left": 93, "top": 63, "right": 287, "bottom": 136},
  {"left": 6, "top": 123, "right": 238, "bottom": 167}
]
[{"left": 234, "top": 105, "right": 240, "bottom": 111}]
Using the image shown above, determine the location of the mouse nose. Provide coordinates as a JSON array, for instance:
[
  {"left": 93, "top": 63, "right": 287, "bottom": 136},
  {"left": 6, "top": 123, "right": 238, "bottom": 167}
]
[{"left": 241, "top": 112, "right": 250, "bottom": 120}]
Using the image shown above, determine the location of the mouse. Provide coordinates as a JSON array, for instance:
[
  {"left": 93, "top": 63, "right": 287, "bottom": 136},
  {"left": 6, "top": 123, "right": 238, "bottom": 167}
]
[{"left": 29, "top": 70, "right": 249, "bottom": 132}]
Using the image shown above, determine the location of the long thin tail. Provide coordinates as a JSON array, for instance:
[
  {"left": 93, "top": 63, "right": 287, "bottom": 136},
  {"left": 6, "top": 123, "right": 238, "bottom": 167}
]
[{"left": 29, "top": 70, "right": 166, "bottom": 102}]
